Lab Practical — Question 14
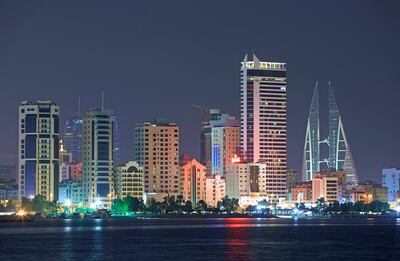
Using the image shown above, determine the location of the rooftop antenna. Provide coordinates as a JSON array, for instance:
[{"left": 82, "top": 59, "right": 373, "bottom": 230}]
[{"left": 101, "top": 92, "right": 104, "bottom": 111}]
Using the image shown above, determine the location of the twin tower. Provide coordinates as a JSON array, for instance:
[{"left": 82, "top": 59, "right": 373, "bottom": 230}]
[{"left": 302, "top": 82, "right": 358, "bottom": 185}]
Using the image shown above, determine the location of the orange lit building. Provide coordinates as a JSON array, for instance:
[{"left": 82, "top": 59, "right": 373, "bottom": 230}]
[
  {"left": 291, "top": 181, "right": 312, "bottom": 203},
  {"left": 205, "top": 175, "right": 225, "bottom": 207},
  {"left": 180, "top": 159, "right": 206, "bottom": 205},
  {"left": 134, "top": 120, "right": 180, "bottom": 196}
]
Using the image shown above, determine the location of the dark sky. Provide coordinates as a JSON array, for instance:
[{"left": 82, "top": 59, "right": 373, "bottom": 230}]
[{"left": 0, "top": 1, "right": 399, "bottom": 182}]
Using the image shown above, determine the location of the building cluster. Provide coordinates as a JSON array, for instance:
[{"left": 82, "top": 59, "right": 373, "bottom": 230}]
[{"left": 0, "top": 54, "right": 397, "bottom": 210}]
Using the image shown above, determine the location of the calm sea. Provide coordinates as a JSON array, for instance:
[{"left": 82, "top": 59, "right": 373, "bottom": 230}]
[{"left": 0, "top": 217, "right": 399, "bottom": 260}]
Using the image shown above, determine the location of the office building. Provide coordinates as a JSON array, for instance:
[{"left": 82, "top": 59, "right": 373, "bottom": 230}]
[
  {"left": 18, "top": 100, "right": 60, "bottom": 201},
  {"left": 180, "top": 158, "right": 206, "bottom": 205},
  {"left": 81, "top": 108, "right": 115, "bottom": 209},
  {"left": 205, "top": 175, "right": 225, "bottom": 207},
  {"left": 134, "top": 120, "right": 180, "bottom": 196},
  {"left": 115, "top": 161, "right": 144, "bottom": 200},
  {"left": 63, "top": 115, "right": 83, "bottom": 163},
  {"left": 382, "top": 168, "right": 400, "bottom": 202},
  {"left": 302, "top": 82, "right": 358, "bottom": 185},
  {"left": 210, "top": 115, "right": 240, "bottom": 176}
]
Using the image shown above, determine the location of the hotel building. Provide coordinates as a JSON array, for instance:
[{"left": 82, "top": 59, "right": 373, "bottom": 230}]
[
  {"left": 180, "top": 158, "right": 206, "bottom": 205},
  {"left": 240, "top": 54, "right": 287, "bottom": 198}
]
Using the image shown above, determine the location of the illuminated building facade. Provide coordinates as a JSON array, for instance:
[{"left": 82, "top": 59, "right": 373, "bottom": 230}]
[
  {"left": 63, "top": 115, "right": 83, "bottom": 163},
  {"left": 115, "top": 161, "right": 144, "bottom": 200},
  {"left": 311, "top": 170, "right": 346, "bottom": 203},
  {"left": 81, "top": 108, "right": 115, "bottom": 209},
  {"left": 226, "top": 162, "right": 285, "bottom": 203},
  {"left": 240, "top": 54, "right": 287, "bottom": 196},
  {"left": 302, "top": 82, "right": 358, "bottom": 185},
  {"left": 291, "top": 181, "right": 313, "bottom": 203},
  {"left": 205, "top": 175, "right": 225, "bottom": 207},
  {"left": 210, "top": 116, "right": 240, "bottom": 177},
  {"left": 382, "top": 168, "right": 400, "bottom": 202},
  {"left": 134, "top": 120, "right": 180, "bottom": 196},
  {"left": 18, "top": 100, "right": 60, "bottom": 201},
  {"left": 180, "top": 158, "right": 206, "bottom": 205}
]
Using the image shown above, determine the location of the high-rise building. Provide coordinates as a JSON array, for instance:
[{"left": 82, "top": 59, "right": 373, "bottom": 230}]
[
  {"left": 81, "top": 108, "right": 115, "bottom": 209},
  {"left": 63, "top": 115, "right": 83, "bottom": 163},
  {"left": 303, "top": 84, "right": 320, "bottom": 181},
  {"left": 115, "top": 161, "right": 144, "bottom": 200},
  {"left": 210, "top": 114, "right": 240, "bottom": 177},
  {"left": 134, "top": 120, "right": 180, "bottom": 196},
  {"left": 382, "top": 168, "right": 400, "bottom": 202},
  {"left": 112, "top": 117, "right": 121, "bottom": 165},
  {"left": 200, "top": 109, "right": 222, "bottom": 165},
  {"left": 18, "top": 100, "right": 60, "bottom": 201},
  {"left": 180, "top": 158, "right": 206, "bottom": 205},
  {"left": 302, "top": 82, "right": 358, "bottom": 185},
  {"left": 240, "top": 54, "right": 287, "bottom": 195}
]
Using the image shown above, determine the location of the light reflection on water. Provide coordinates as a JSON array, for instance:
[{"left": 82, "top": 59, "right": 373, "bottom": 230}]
[{"left": 0, "top": 218, "right": 399, "bottom": 260}]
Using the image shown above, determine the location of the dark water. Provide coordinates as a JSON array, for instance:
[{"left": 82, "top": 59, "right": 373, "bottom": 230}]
[{"left": 0, "top": 217, "right": 399, "bottom": 260}]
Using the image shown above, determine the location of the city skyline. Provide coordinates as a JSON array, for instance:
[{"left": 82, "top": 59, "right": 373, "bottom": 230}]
[{"left": 0, "top": 1, "right": 399, "bottom": 183}]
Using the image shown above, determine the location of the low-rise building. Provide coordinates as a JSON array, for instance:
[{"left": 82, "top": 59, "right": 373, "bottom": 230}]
[
  {"left": 0, "top": 182, "right": 18, "bottom": 200},
  {"left": 348, "top": 182, "right": 388, "bottom": 203},
  {"left": 205, "top": 175, "right": 225, "bottom": 207},
  {"left": 58, "top": 180, "right": 82, "bottom": 205},
  {"left": 115, "top": 161, "right": 144, "bottom": 200},
  {"left": 226, "top": 162, "right": 284, "bottom": 204},
  {"left": 291, "top": 181, "right": 312, "bottom": 203},
  {"left": 180, "top": 159, "right": 206, "bottom": 205}
]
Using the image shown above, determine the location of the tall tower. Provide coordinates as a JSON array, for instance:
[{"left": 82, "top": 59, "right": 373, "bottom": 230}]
[
  {"left": 302, "top": 82, "right": 358, "bottom": 185},
  {"left": 134, "top": 119, "right": 180, "bottom": 196},
  {"left": 327, "top": 83, "right": 358, "bottom": 185},
  {"left": 81, "top": 108, "right": 115, "bottom": 209},
  {"left": 208, "top": 113, "right": 240, "bottom": 176},
  {"left": 63, "top": 115, "right": 83, "bottom": 163},
  {"left": 18, "top": 100, "right": 60, "bottom": 201},
  {"left": 302, "top": 83, "right": 320, "bottom": 181},
  {"left": 240, "top": 54, "right": 287, "bottom": 183}
]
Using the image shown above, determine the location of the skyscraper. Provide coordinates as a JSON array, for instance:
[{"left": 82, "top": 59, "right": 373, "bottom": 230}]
[
  {"left": 302, "top": 82, "right": 358, "bottom": 185},
  {"left": 240, "top": 54, "right": 287, "bottom": 191},
  {"left": 18, "top": 100, "right": 60, "bottom": 201},
  {"left": 303, "top": 83, "right": 320, "bottom": 181},
  {"left": 134, "top": 119, "right": 180, "bottom": 196},
  {"left": 63, "top": 115, "right": 83, "bottom": 163},
  {"left": 81, "top": 108, "right": 115, "bottom": 209},
  {"left": 112, "top": 117, "right": 121, "bottom": 165}
]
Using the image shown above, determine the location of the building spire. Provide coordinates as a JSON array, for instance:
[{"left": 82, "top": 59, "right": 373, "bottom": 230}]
[{"left": 101, "top": 92, "right": 104, "bottom": 111}]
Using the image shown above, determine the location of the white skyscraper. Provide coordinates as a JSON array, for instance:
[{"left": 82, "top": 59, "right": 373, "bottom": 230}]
[
  {"left": 81, "top": 108, "right": 115, "bottom": 209},
  {"left": 240, "top": 54, "right": 287, "bottom": 198}
]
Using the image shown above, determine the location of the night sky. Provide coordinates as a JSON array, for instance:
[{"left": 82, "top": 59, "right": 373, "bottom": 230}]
[{"left": 0, "top": 1, "right": 399, "bottom": 182}]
